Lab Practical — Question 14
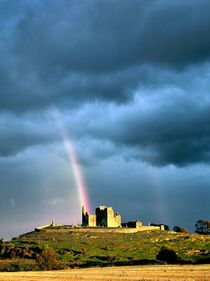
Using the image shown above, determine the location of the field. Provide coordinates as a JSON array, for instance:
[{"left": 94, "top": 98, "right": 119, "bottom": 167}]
[
  {"left": 0, "top": 229, "right": 209, "bottom": 271},
  {"left": 0, "top": 265, "right": 209, "bottom": 281}
]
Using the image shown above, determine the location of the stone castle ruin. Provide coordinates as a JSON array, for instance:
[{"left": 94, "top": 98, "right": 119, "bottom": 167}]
[
  {"left": 82, "top": 205, "right": 121, "bottom": 227},
  {"left": 35, "top": 204, "right": 166, "bottom": 232}
]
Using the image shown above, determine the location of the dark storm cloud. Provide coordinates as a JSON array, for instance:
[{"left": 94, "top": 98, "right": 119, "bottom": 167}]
[
  {"left": 1, "top": 65, "right": 210, "bottom": 166},
  {"left": 70, "top": 81, "right": 210, "bottom": 166},
  {"left": 0, "top": 65, "right": 148, "bottom": 111},
  {"left": 1, "top": 0, "right": 210, "bottom": 165},
  {"left": 1, "top": 0, "right": 210, "bottom": 111},
  {"left": 12, "top": 0, "right": 210, "bottom": 72}
]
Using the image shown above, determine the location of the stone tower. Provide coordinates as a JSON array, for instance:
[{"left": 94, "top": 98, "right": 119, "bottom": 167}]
[
  {"left": 96, "top": 206, "right": 121, "bottom": 227},
  {"left": 82, "top": 205, "right": 96, "bottom": 227},
  {"left": 51, "top": 218, "right": 56, "bottom": 227},
  {"left": 82, "top": 205, "right": 87, "bottom": 216},
  {"left": 82, "top": 205, "right": 121, "bottom": 227},
  {"left": 82, "top": 205, "right": 87, "bottom": 226}
]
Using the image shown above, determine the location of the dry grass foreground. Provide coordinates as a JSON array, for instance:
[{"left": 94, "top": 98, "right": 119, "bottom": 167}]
[{"left": 0, "top": 265, "right": 209, "bottom": 281}]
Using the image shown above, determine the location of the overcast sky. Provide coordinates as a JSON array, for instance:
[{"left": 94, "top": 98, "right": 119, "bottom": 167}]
[{"left": 0, "top": 0, "right": 210, "bottom": 239}]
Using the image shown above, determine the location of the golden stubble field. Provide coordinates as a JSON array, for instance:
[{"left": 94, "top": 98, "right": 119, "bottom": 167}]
[{"left": 0, "top": 265, "right": 209, "bottom": 281}]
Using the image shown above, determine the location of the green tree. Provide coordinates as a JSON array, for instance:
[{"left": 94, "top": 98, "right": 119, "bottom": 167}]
[
  {"left": 195, "top": 220, "right": 210, "bottom": 234},
  {"left": 173, "top": 225, "right": 188, "bottom": 233}
]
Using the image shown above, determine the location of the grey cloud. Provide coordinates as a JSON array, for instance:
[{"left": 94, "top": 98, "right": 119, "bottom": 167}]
[
  {"left": 70, "top": 83, "right": 210, "bottom": 166},
  {"left": 0, "top": 62, "right": 172, "bottom": 112},
  {"left": 1, "top": 1, "right": 210, "bottom": 112},
  {"left": 1, "top": 60, "right": 210, "bottom": 167},
  {"left": 42, "top": 198, "right": 63, "bottom": 206},
  {"left": 1, "top": 66, "right": 210, "bottom": 166},
  {"left": 3, "top": 0, "right": 210, "bottom": 165},
  {"left": 0, "top": 112, "right": 57, "bottom": 156},
  {"left": 11, "top": 0, "right": 210, "bottom": 73}
]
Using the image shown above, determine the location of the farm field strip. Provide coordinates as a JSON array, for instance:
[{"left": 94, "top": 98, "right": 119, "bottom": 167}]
[{"left": 0, "top": 265, "right": 209, "bottom": 281}]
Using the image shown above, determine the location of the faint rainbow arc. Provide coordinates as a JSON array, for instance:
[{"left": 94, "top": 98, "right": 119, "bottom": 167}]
[{"left": 52, "top": 109, "right": 91, "bottom": 213}]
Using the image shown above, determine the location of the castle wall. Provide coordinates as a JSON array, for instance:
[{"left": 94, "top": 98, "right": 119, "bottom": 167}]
[
  {"left": 107, "top": 207, "right": 114, "bottom": 227},
  {"left": 82, "top": 213, "right": 88, "bottom": 226},
  {"left": 95, "top": 206, "right": 121, "bottom": 227},
  {"left": 123, "top": 220, "right": 143, "bottom": 228},
  {"left": 41, "top": 225, "right": 162, "bottom": 233},
  {"left": 106, "top": 207, "right": 121, "bottom": 227},
  {"left": 35, "top": 224, "right": 51, "bottom": 231},
  {"left": 81, "top": 205, "right": 159, "bottom": 230},
  {"left": 96, "top": 206, "right": 107, "bottom": 227},
  {"left": 114, "top": 213, "right": 121, "bottom": 227},
  {"left": 88, "top": 214, "right": 96, "bottom": 227}
]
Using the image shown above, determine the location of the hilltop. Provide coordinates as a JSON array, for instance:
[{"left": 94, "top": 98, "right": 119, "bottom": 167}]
[{"left": 0, "top": 229, "right": 209, "bottom": 271}]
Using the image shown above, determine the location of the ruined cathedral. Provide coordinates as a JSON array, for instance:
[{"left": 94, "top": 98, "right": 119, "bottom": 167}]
[
  {"left": 35, "top": 204, "right": 166, "bottom": 232},
  {"left": 82, "top": 205, "right": 121, "bottom": 227}
]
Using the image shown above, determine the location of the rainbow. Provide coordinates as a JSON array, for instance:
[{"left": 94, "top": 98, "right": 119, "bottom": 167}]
[{"left": 52, "top": 108, "right": 91, "bottom": 214}]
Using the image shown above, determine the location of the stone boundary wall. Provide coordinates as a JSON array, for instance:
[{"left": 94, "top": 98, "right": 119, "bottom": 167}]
[
  {"left": 39, "top": 226, "right": 161, "bottom": 234},
  {"left": 35, "top": 224, "right": 51, "bottom": 231}
]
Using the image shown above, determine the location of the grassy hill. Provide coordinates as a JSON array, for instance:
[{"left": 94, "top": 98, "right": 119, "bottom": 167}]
[{"left": 0, "top": 230, "right": 209, "bottom": 271}]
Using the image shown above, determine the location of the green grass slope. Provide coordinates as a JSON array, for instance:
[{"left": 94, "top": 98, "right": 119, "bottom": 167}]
[{"left": 0, "top": 230, "right": 209, "bottom": 271}]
